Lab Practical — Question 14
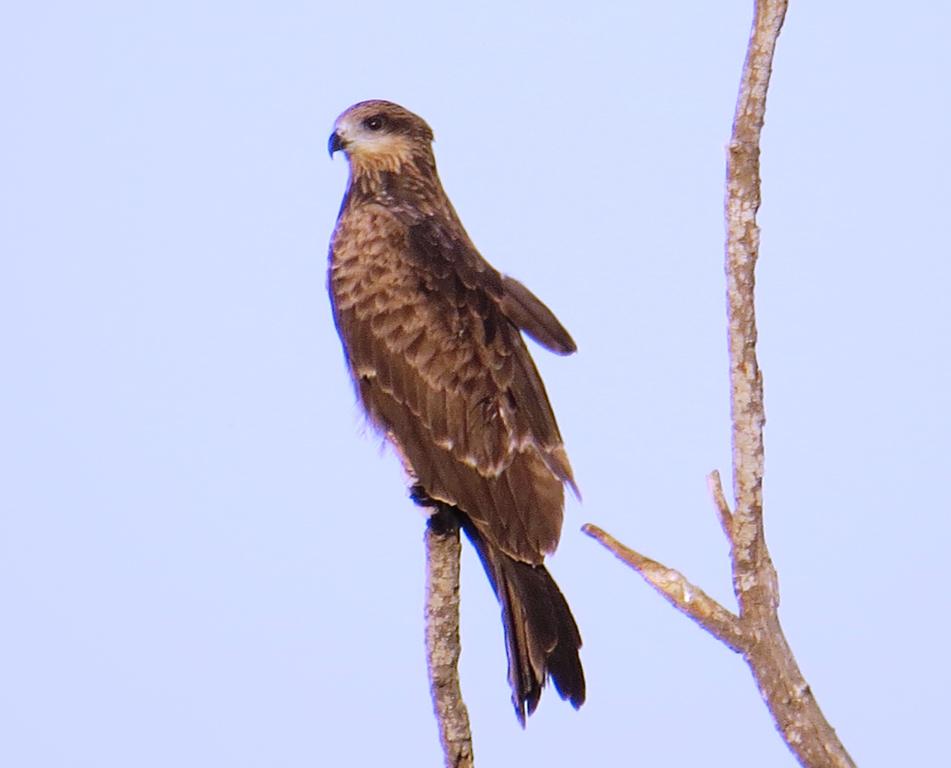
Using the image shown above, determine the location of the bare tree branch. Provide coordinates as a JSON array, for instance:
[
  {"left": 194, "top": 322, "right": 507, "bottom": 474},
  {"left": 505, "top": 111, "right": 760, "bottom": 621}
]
[
  {"left": 425, "top": 512, "right": 474, "bottom": 768},
  {"left": 583, "top": 523, "right": 745, "bottom": 653},
  {"left": 584, "top": 2, "right": 857, "bottom": 766}
]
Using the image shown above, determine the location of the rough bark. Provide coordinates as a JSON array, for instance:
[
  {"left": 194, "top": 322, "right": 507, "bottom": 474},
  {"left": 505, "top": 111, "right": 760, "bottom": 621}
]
[
  {"left": 425, "top": 511, "right": 474, "bottom": 768},
  {"left": 585, "top": 2, "right": 857, "bottom": 766}
]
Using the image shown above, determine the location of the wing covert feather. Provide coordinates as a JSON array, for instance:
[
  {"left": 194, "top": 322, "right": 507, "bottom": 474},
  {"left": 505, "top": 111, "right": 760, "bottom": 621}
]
[{"left": 331, "top": 206, "right": 574, "bottom": 561}]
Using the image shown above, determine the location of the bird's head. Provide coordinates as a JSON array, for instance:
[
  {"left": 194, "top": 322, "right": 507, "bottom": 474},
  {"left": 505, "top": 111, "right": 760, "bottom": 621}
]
[{"left": 329, "top": 100, "right": 435, "bottom": 174}]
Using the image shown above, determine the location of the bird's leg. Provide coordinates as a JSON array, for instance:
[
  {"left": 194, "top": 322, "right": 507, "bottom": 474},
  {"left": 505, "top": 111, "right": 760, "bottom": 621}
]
[{"left": 411, "top": 484, "right": 460, "bottom": 535}]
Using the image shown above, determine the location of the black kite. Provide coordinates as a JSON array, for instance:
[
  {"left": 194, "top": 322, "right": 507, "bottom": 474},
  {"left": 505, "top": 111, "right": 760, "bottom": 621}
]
[{"left": 327, "top": 100, "right": 584, "bottom": 723}]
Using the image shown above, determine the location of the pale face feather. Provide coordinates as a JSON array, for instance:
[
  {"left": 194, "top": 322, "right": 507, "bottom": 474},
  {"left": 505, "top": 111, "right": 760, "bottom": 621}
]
[
  {"left": 334, "top": 118, "right": 415, "bottom": 172},
  {"left": 331, "top": 100, "right": 432, "bottom": 174}
]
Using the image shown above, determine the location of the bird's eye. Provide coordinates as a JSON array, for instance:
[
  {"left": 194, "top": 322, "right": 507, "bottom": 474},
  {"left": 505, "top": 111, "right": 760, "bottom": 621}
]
[{"left": 364, "top": 116, "right": 386, "bottom": 132}]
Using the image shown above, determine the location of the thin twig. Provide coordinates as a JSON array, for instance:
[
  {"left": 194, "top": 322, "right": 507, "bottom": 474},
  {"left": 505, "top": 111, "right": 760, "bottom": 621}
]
[
  {"left": 583, "top": 524, "right": 746, "bottom": 652},
  {"left": 425, "top": 512, "right": 474, "bottom": 768},
  {"left": 707, "top": 470, "right": 734, "bottom": 541}
]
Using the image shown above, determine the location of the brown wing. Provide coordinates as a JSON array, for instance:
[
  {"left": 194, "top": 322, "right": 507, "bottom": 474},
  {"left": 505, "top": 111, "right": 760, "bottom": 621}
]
[
  {"left": 330, "top": 207, "right": 575, "bottom": 563},
  {"left": 500, "top": 275, "right": 576, "bottom": 355}
]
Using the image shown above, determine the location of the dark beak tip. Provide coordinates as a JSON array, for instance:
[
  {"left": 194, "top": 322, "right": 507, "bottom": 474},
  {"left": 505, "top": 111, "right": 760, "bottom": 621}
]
[{"left": 328, "top": 131, "right": 344, "bottom": 158}]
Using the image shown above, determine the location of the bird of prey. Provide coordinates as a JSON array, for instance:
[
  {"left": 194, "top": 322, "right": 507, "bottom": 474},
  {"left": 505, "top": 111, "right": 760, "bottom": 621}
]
[{"left": 327, "top": 100, "right": 584, "bottom": 723}]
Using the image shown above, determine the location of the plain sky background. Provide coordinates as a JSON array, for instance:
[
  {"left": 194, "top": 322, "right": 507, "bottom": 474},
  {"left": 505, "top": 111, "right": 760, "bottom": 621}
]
[{"left": 2, "top": 2, "right": 949, "bottom": 766}]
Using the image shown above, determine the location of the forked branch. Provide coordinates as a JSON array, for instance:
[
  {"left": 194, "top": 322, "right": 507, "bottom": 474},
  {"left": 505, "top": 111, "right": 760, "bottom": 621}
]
[{"left": 584, "top": 2, "right": 856, "bottom": 766}]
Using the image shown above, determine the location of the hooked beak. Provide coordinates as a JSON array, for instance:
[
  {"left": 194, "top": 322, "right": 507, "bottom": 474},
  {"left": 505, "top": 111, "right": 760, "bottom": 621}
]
[{"left": 328, "top": 130, "right": 346, "bottom": 157}]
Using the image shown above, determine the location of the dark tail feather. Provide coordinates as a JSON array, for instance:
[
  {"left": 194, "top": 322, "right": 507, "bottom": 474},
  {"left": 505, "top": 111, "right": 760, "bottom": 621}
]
[
  {"left": 412, "top": 487, "right": 585, "bottom": 723},
  {"left": 457, "top": 515, "right": 585, "bottom": 724}
]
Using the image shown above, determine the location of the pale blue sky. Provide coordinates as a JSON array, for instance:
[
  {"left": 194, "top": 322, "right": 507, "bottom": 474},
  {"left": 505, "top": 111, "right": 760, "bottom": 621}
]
[{"left": 2, "top": 2, "right": 949, "bottom": 766}]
